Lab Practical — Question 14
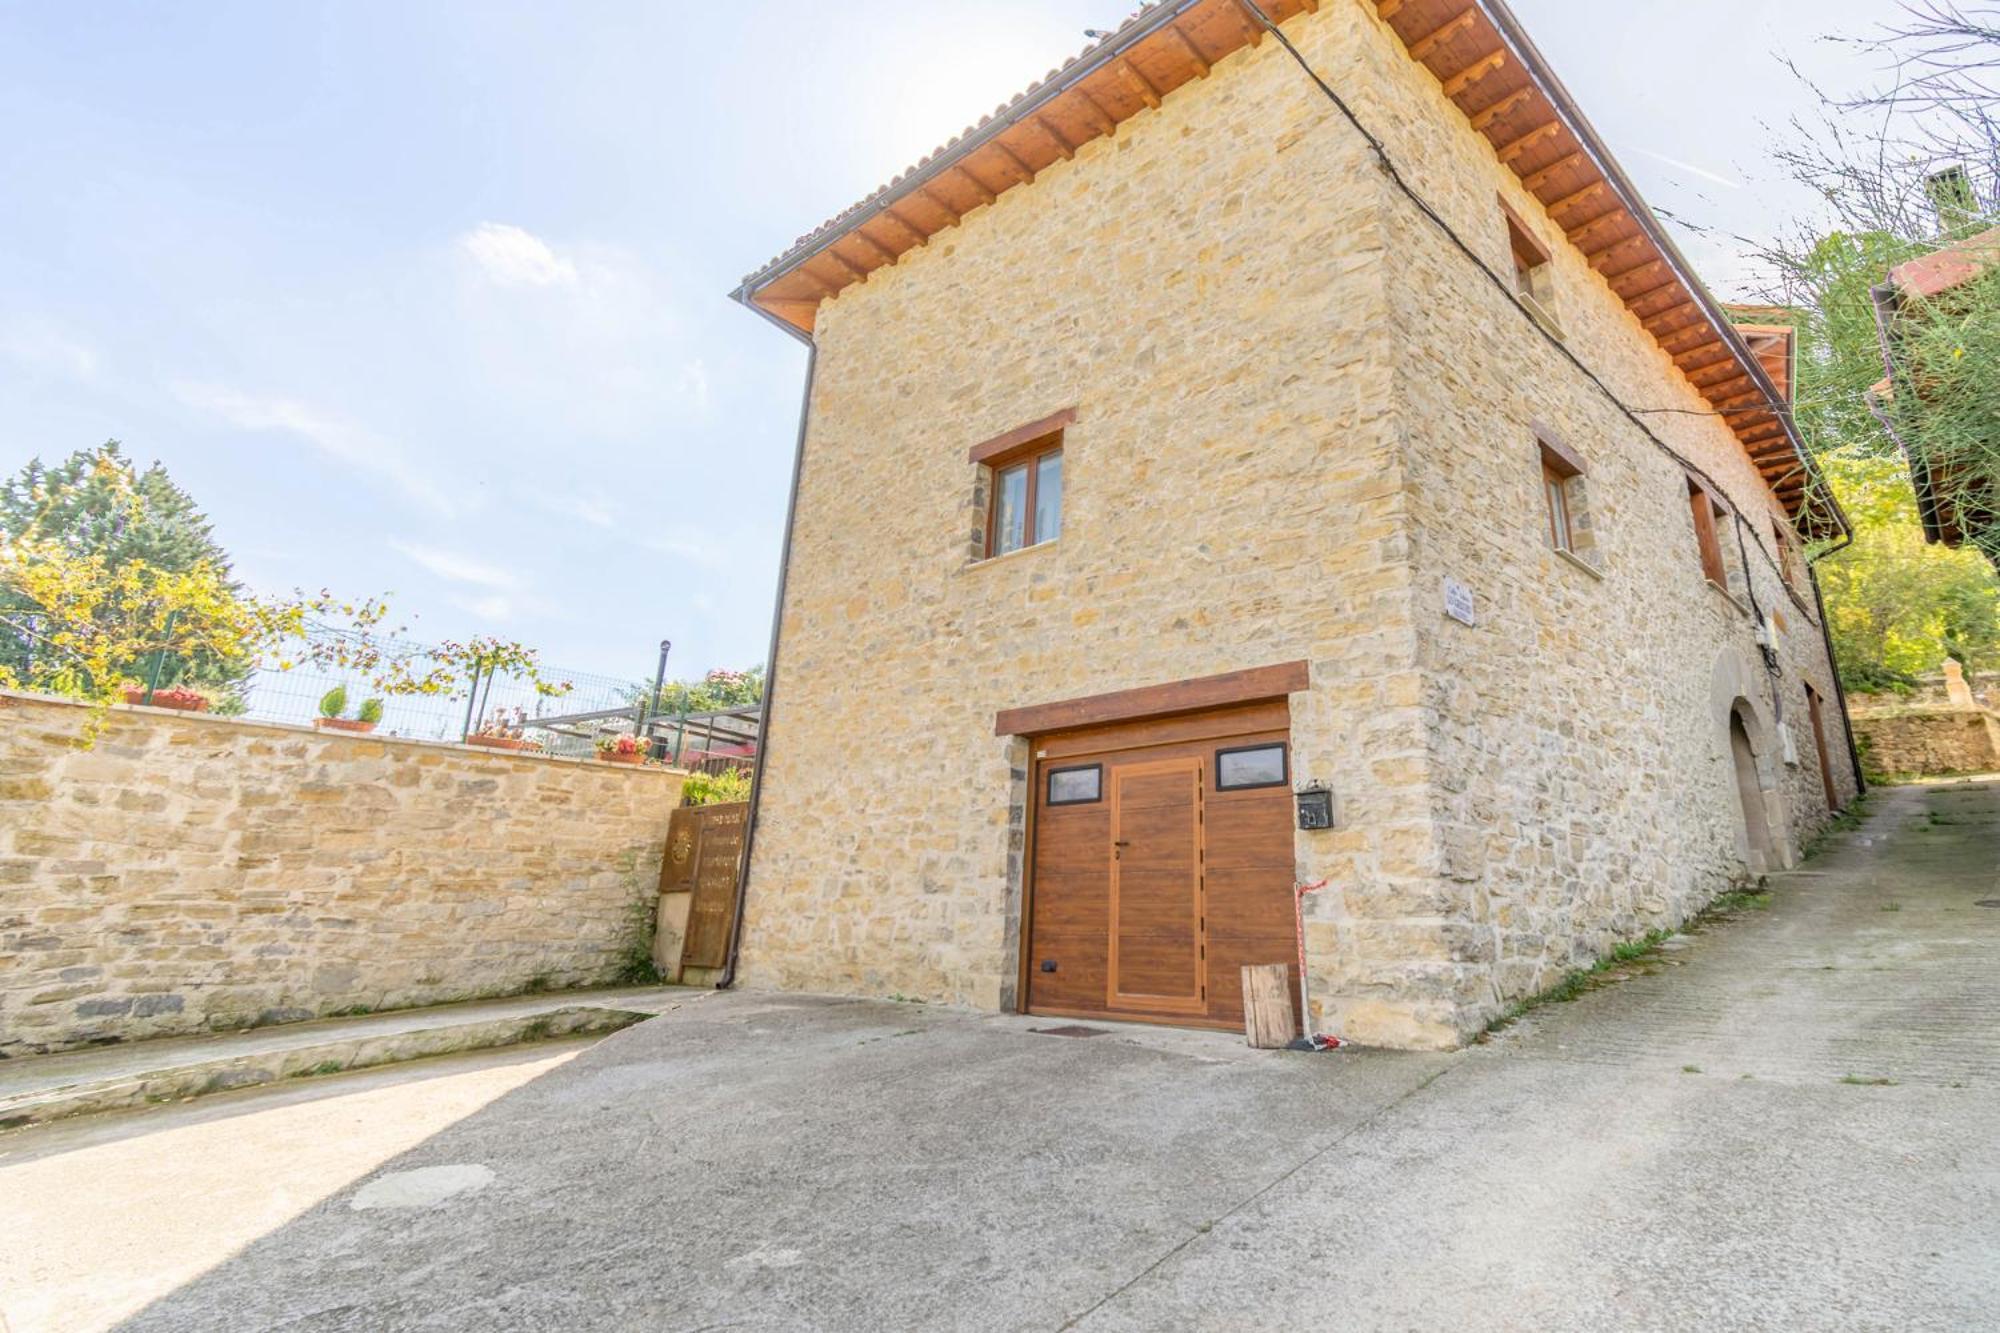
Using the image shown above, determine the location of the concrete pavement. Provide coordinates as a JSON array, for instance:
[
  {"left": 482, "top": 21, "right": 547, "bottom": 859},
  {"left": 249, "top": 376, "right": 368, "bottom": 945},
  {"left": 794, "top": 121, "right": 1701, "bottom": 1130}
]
[{"left": 5, "top": 779, "right": 1997, "bottom": 1331}]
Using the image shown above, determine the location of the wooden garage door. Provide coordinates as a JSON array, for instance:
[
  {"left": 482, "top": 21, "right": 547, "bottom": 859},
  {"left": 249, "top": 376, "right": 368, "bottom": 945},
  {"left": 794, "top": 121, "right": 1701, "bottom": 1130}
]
[{"left": 1023, "top": 701, "right": 1298, "bottom": 1032}]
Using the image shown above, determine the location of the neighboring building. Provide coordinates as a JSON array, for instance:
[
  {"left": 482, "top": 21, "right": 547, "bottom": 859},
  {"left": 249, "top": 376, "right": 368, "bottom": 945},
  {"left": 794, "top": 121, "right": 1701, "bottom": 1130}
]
[
  {"left": 1870, "top": 224, "right": 2000, "bottom": 570},
  {"left": 729, "top": 0, "right": 1859, "bottom": 1049}
]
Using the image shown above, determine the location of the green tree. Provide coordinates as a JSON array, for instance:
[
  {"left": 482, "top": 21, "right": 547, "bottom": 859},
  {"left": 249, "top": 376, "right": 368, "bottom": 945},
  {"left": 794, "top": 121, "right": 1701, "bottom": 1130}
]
[
  {"left": 1815, "top": 448, "right": 2000, "bottom": 688},
  {"left": 0, "top": 442, "right": 253, "bottom": 698}
]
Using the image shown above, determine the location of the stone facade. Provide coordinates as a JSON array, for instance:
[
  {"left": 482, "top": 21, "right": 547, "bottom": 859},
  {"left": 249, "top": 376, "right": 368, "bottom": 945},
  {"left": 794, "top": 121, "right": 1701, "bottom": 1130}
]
[
  {"left": 737, "top": 0, "right": 1859, "bottom": 1047},
  {"left": 0, "top": 691, "right": 682, "bottom": 1057}
]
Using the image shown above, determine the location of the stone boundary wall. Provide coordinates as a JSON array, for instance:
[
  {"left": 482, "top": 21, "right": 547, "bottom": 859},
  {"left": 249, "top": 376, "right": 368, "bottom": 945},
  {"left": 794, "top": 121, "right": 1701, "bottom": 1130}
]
[
  {"left": 1852, "top": 709, "right": 2000, "bottom": 777},
  {"left": 0, "top": 691, "right": 683, "bottom": 1057}
]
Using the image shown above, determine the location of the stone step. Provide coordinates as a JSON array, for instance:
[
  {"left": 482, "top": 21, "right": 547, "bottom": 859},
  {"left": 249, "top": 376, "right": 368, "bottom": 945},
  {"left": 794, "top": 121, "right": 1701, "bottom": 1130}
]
[{"left": 0, "top": 986, "right": 697, "bottom": 1130}]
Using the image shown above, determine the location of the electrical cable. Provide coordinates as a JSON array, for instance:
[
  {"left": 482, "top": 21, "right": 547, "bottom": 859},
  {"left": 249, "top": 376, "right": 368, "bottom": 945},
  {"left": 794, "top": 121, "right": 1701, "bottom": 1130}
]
[{"left": 1237, "top": 0, "right": 1832, "bottom": 612}]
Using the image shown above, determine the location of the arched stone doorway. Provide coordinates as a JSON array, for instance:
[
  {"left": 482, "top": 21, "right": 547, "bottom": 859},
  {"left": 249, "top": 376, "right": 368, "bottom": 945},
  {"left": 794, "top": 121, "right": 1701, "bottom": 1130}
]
[{"left": 1729, "top": 706, "right": 1778, "bottom": 873}]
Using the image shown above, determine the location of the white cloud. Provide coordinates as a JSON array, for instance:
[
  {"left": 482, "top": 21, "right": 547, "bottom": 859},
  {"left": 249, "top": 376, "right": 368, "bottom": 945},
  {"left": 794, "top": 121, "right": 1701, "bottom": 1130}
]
[
  {"left": 1632, "top": 147, "right": 1741, "bottom": 190},
  {"left": 457, "top": 593, "right": 517, "bottom": 622},
  {"left": 0, "top": 321, "right": 96, "bottom": 380},
  {"left": 538, "top": 493, "right": 616, "bottom": 528},
  {"left": 389, "top": 540, "right": 518, "bottom": 590},
  {"left": 457, "top": 222, "right": 578, "bottom": 287},
  {"left": 169, "top": 380, "right": 458, "bottom": 516}
]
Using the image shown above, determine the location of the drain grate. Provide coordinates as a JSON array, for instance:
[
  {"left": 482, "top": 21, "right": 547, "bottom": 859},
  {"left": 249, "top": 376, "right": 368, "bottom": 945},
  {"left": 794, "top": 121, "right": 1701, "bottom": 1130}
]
[
  {"left": 1032, "top": 1025, "right": 1110, "bottom": 1038},
  {"left": 1976, "top": 900, "right": 2000, "bottom": 909}
]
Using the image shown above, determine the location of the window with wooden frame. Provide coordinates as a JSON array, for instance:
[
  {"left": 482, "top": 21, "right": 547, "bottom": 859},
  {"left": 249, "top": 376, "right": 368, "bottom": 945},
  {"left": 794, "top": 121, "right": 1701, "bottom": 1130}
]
[
  {"left": 1771, "top": 517, "right": 1807, "bottom": 591},
  {"left": 1501, "top": 197, "right": 1559, "bottom": 333},
  {"left": 1688, "top": 478, "right": 1729, "bottom": 588},
  {"left": 968, "top": 408, "right": 1072, "bottom": 560},
  {"left": 1536, "top": 427, "right": 1585, "bottom": 555}
]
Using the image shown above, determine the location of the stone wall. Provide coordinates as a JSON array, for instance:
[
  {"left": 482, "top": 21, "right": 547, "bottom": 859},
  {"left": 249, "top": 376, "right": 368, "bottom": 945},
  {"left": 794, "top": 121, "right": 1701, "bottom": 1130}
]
[
  {"left": 738, "top": 0, "right": 1857, "bottom": 1048},
  {"left": 1350, "top": 0, "right": 1859, "bottom": 1026},
  {"left": 738, "top": 3, "right": 1434, "bottom": 1030},
  {"left": 0, "top": 691, "right": 682, "bottom": 1057},
  {"left": 1852, "top": 709, "right": 2000, "bottom": 777}
]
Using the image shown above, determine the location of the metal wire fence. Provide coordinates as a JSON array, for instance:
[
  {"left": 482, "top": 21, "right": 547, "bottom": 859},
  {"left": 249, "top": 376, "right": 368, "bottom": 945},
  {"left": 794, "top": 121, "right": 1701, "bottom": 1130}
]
[
  {"left": 227, "top": 633, "right": 759, "bottom": 772},
  {"left": 230, "top": 643, "right": 647, "bottom": 745}
]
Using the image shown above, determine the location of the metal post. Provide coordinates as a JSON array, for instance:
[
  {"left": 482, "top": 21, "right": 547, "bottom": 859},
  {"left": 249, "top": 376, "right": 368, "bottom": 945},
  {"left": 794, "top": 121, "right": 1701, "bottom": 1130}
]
[
  {"left": 461, "top": 660, "right": 484, "bottom": 742},
  {"left": 641, "top": 639, "right": 671, "bottom": 755},
  {"left": 674, "top": 699, "right": 688, "bottom": 767},
  {"left": 143, "top": 611, "right": 178, "bottom": 705},
  {"left": 474, "top": 658, "right": 497, "bottom": 735}
]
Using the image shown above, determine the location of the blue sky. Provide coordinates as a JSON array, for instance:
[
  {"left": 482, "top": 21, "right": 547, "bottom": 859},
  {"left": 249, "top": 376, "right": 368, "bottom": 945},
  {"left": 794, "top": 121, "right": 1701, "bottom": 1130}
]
[{"left": 0, "top": 0, "right": 1891, "bottom": 681}]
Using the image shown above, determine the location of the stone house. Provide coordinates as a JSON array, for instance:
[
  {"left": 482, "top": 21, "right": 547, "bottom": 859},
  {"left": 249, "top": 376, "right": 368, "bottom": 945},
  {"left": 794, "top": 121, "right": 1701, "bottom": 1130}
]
[{"left": 728, "top": 0, "right": 1861, "bottom": 1049}]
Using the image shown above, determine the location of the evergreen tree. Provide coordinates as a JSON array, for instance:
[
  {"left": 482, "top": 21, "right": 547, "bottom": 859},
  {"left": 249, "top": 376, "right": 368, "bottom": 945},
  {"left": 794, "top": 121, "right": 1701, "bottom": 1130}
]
[{"left": 0, "top": 442, "right": 252, "bottom": 697}]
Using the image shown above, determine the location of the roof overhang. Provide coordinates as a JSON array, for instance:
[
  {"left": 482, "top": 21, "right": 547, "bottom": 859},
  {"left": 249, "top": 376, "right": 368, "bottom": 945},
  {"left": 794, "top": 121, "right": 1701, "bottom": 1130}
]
[{"left": 734, "top": 0, "right": 1847, "bottom": 541}]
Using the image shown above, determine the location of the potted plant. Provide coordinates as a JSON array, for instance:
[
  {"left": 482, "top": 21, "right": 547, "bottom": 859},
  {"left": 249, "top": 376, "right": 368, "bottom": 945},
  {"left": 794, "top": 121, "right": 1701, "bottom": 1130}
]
[
  {"left": 467, "top": 706, "right": 537, "bottom": 752},
  {"left": 313, "top": 684, "right": 385, "bottom": 734},
  {"left": 122, "top": 682, "right": 212, "bottom": 712},
  {"left": 595, "top": 734, "right": 651, "bottom": 766}
]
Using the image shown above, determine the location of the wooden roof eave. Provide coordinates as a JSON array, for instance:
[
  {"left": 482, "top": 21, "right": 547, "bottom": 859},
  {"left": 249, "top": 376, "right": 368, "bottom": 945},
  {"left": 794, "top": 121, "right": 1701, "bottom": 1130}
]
[
  {"left": 1377, "top": 0, "right": 1850, "bottom": 543},
  {"left": 733, "top": 0, "right": 1325, "bottom": 340}
]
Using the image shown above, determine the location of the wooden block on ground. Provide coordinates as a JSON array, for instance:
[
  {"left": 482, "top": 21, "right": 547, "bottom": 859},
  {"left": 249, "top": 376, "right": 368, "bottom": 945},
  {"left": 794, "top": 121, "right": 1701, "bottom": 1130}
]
[{"left": 1242, "top": 963, "right": 1294, "bottom": 1049}]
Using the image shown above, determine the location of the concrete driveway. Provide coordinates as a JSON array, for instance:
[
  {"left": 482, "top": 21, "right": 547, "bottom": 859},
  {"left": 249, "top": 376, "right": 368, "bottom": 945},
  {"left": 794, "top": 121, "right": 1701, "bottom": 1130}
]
[{"left": 6, "top": 780, "right": 1998, "bottom": 1331}]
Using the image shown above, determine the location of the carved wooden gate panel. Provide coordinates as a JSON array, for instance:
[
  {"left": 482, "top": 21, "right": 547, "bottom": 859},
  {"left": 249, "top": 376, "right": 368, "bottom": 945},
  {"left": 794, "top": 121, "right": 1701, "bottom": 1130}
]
[{"left": 670, "top": 801, "right": 749, "bottom": 970}]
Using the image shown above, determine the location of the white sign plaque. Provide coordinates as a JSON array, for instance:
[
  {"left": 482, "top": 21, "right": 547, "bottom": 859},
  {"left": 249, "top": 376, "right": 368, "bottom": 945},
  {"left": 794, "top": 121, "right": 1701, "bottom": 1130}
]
[{"left": 1443, "top": 577, "right": 1476, "bottom": 627}]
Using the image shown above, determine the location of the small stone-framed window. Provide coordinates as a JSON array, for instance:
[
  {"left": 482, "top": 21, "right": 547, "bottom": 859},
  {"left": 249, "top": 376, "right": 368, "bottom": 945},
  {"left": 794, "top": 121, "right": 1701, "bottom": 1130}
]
[
  {"left": 1771, "top": 516, "right": 1807, "bottom": 592},
  {"left": 1688, "top": 476, "right": 1749, "bottom": 605},
  {"left": 967, "top": 407, "right": 1074, "bottom": 561},
  {"left": 1502, "top": 197, "right": 1560, "bottom": 336},
  {"left": 1533, "top": 423, "right": 1598, "bottom": 569}
]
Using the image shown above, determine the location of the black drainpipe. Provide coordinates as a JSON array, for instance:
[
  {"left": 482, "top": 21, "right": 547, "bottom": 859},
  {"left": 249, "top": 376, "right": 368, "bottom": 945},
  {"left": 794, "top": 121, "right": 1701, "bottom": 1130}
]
[
  {"left": 1806, "top": 549, "right": 1867, "bottom": 799},
  {"left": 717, "top": 295, "right": 817, "bottom": 989}
]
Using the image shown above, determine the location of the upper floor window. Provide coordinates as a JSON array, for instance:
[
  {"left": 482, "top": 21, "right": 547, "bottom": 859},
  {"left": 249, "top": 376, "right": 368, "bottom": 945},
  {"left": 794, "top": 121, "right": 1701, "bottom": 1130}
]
[
  {"left": 968, "top": 407, "right": 1074, "bottom": 561},
  {"left": 1536, "top": 429, "right": 1585, "bottom": 554},
  {"left": 1688, "top": 478, "right": 1730, "bottom": 589},
  {"left": 1501, "top": 197, "right": 1558, "bottom": 333},
  {"left": 1533, "top": 423, "right": 1598, "bottom": 571},
  {"left": 991, "top": 447, "right": 1063, "bottom": 557}
]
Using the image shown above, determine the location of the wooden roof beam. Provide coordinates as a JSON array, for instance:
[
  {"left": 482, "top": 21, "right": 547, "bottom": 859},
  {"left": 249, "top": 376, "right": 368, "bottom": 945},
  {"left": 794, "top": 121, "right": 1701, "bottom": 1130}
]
[
  {"left": 1114, "top": 56, "right": 1162, "bottom": 110},
  {"left": 1166, "top": 22, "right": 1211, "bottom": 76},
  {"left": 796, "top": 265, "right": 843, "bottom": 299},
  {"left": 1522, "top": 150, "right": 1586, "bottom": 194},
  {"left": 1496, "top": 119, "right": 1561, "bottom": 165},
  {"left": 1587, "top": 230, "right": 1651, "bottom": 265},
  {"left": 1033, "top": 115, "right": 1075, "bottom": 161},
  {"left": 1071, "top": 88, "right": 1118, "bottom": 139},
  {"left": 1607, "top": 256, "right": 1669, "bottom": 285},
  {"left": 916, "top": 183, "right": 961, "bottom": 225},
  {"left": 1681, "top": 350, "right": 1736, "bottom": 378},
  {"left": 1547, "top": 180, "right": 1608, "bottom": 216},
  {"left": 1672, "top": 337, "right": 1727, "bottom": 364},
  {"left": 1642, "top": 298, "right": 1701, "bottom": 330},
  {"left": 1410, "top": 8, "right": 1477, "bottom": 63},
  {"left": 953, "top": 163, "right": 997, "bottom": 206},
  {"left": 1226, "top": 0, "right": 1264, "bottom": 47},
  {"left": 987, "top": 139, "right": 1036, "bottom": 184},
  {"left": 1377, "top": 0, "right": 1408, "bottom": 20},
  {"left": 823, "top": 247, "right": 869, "bottom": 283},
  {"left": 1470, "top": 87, "right": 1534, "bottom": 132},
  {"left": 880, "top": 205, "right": 930, "bottom": 248},
  {"left": 1442, "top": 50, "right": 1507, "bottom": 99},
  {"left": 1565, "top": 209, "right": 1628, "bottom": 249},
  {"left": 850, "top": 226, "right": 898, "bottom": 266}
]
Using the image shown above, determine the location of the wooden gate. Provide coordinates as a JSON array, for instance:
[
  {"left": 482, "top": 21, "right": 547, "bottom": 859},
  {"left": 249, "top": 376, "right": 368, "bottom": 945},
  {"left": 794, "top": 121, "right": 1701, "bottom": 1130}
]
[{"left": 659, "top": 801, "right": 750, "bottom": 970}]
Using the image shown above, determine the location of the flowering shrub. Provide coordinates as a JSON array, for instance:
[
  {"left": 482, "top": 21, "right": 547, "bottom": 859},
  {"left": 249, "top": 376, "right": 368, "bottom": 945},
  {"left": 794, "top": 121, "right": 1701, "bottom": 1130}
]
[{"left": 595, "top": 734, "right": 649, "bottom": 757}]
